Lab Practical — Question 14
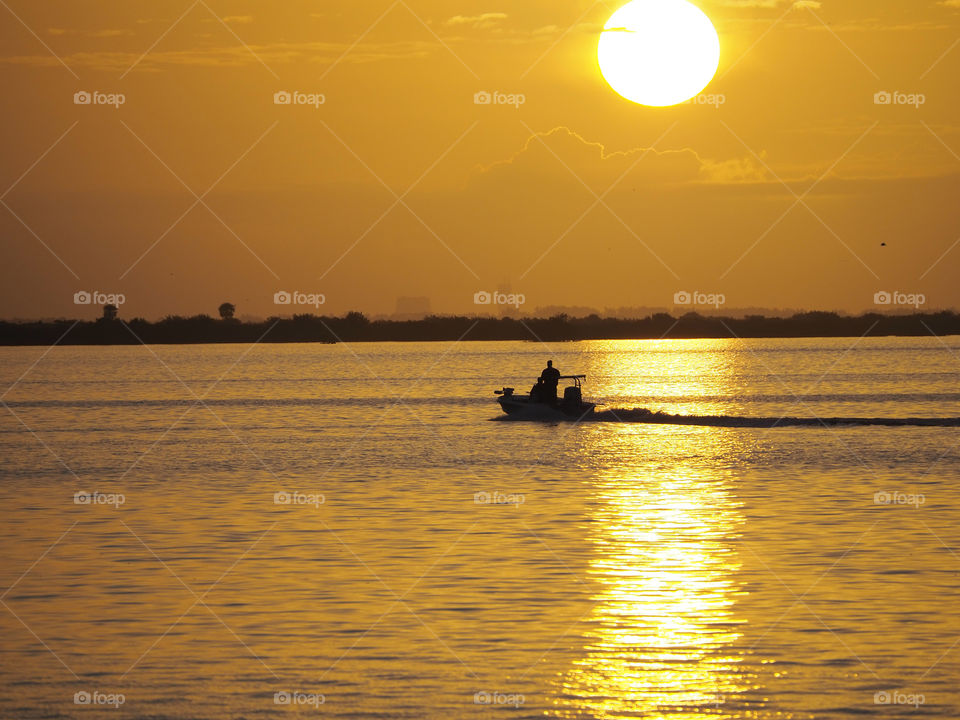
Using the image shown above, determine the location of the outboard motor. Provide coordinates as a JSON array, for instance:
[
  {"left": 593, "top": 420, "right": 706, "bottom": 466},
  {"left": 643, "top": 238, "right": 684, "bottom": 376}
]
[{"left": 563, "top": 385, "right": 582, "bottom": 407}]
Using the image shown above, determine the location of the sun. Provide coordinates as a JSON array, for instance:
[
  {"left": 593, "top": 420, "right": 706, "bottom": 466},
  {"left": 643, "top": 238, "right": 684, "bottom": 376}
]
[{"left": 598, "top": 0, "right": 720, "bottom": 107}]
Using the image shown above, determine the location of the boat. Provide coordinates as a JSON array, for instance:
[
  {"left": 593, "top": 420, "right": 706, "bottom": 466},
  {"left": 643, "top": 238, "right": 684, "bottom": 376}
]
[{"left": 494, "top": 374, "right": 597, "bottom": 418}]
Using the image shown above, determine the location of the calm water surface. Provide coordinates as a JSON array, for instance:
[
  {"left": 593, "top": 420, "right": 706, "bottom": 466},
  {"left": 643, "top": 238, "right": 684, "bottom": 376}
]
[{"left": 1, "top": 338, "right": 959, "bottom": 718}]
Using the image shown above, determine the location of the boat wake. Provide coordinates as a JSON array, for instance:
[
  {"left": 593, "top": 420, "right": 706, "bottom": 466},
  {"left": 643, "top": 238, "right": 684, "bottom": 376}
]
[
  {"left": 497, "top": 407, "right": 960, "bottom": 427},
  {"left": 594, "top": 409, "right": 960, "bottom": 427}
]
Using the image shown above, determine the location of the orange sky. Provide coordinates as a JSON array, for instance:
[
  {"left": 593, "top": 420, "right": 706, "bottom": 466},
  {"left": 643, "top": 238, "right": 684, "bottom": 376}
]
[{"left": 1, "top": 0, "right": 959, "bottom": 320}]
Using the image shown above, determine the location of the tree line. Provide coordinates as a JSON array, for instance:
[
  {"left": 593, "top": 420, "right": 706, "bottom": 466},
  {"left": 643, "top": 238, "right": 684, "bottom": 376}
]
[{"left": 3, "top": 305, "right": 960, "bottom": 345}]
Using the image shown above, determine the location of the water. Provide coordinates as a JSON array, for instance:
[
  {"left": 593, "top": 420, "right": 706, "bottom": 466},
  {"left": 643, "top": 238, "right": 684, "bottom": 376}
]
[{"left": 1, "top": 337, "right": 959, "bottom": 719}]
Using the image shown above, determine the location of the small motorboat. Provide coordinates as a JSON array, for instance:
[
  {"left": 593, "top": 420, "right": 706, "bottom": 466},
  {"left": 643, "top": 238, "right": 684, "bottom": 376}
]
[{"left": 494, "top": 374, "right": 596, "bottom": 418}]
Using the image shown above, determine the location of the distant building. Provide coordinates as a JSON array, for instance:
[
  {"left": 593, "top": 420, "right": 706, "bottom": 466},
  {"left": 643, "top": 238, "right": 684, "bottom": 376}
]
[{"left": 393, "top": 296, "right": 431, "bottom": 320}]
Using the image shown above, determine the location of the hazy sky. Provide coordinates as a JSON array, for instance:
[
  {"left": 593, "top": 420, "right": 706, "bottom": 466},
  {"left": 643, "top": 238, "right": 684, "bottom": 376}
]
[{"left": 1, "top": 0, "right": 959, "bottom": 319}]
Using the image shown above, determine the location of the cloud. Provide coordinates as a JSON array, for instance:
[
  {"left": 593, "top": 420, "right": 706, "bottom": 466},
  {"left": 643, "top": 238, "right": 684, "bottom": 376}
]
[
  {"left": 477, "top": 127, "right": 768, "bottom": 187},
  {"left": 92, "top": 29, "right": 133, "bottom": 37},
  {"left": 46, "top": 27, "right": 132, "bottom": 37},
  {"left": 700, "top": 155, "right": 772, "bottom": 183},
  {"left": 445, "top": 13, "right": 507, "bottom": 30},
  {"left": 711, "top": 0, "right": 820, "bottom": 7},
  {"left": 0, "top": 40, "right": 437, "bottom": 72},
  {"left": 712, "top": 0, "right": 785, "bottom": 7}
]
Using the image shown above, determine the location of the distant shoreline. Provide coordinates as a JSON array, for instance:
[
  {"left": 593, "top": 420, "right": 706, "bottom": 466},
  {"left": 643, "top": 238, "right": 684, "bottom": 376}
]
[{"left": 2, "top": 311, "right": 959, "bottom": 346}]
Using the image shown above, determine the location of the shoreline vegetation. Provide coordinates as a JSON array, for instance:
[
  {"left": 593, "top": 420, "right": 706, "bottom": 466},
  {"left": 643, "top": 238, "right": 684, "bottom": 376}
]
[{"left": 2, "top": 310, "right": 960, "bottom": 345}]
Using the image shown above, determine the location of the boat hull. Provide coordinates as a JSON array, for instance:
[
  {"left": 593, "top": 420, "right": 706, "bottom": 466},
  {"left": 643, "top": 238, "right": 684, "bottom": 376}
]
[{"left": 497, "top": 395, "right": 595, "bottom": 419}]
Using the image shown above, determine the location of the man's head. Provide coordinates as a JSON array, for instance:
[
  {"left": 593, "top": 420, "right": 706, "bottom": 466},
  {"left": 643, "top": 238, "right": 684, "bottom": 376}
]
[{"left": 547, "top": 360, "right": 553, "bottom": 367}]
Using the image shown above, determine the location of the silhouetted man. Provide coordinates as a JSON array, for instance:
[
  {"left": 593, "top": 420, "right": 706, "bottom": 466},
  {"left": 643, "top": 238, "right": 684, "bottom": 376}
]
[
  {"left": 539, "top": 360, "right": 561, "bottom": 403},
  {"left": 530, "top": 377, "right": 545, "bottom": 402}
]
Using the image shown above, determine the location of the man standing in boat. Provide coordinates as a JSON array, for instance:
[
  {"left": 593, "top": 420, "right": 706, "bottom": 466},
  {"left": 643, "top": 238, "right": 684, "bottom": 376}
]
[{"left": 540, "top": 360, "right": 561, "bottom": 403}]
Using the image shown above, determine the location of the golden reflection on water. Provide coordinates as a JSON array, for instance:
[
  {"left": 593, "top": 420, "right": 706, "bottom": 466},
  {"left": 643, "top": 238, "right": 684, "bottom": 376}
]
[
  {"left": 587, "top": 339, "right": 745, "bottom": 415},
  {"left": 555, "top": 459, "right": 750, "bottom": 719},
  {"left": 556, "top": 343, "right": 754, "bottom": 718}
]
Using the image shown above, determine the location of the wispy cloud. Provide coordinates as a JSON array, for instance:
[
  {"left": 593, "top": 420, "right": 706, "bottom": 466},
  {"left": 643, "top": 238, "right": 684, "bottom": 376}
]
[
  {"left": 478, "top": 127, "right": 769, "bottom": 186},
  {"left": 46, "top": 27, "right": 133, "bottom": 37},
  {"left": 0, "top": 40, "right": 436, "bottom": 72},
  {"left": 445, "top": 13, "right": 507, "bottom": 30},
  {"left": 710, "top": 0, "right": 820, "bottom": 8},
  {"left": 714, "top": 0, "right": 778, "bottom": 6}
]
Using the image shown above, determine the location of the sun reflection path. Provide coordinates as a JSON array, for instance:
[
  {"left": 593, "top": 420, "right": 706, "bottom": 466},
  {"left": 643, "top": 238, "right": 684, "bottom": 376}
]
[
  {"left": 585, "top": 339, "right": 747, "bottom": 417},
  {"left": 554, "top": 468, "right": 753, "bottom": 719}
]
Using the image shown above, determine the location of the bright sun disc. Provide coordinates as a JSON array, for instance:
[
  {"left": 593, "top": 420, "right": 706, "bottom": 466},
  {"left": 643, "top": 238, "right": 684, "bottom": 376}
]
[{"left": 598, "top": 0, "right": 720, "bottom": 107}]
